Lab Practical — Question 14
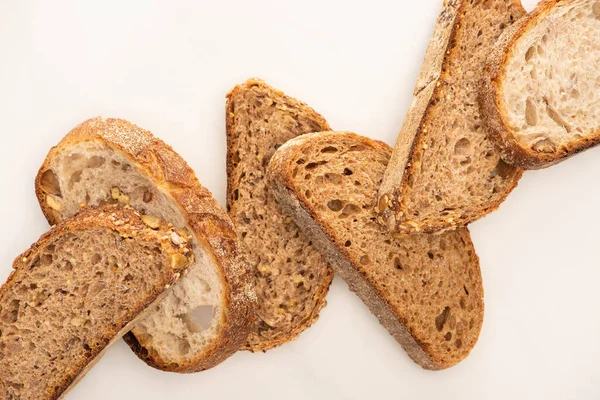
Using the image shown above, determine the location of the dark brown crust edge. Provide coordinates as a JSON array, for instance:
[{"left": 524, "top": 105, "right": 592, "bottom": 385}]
[
  {"left": 378, "top": 0, "right": 526, "bottom": 235},
  {"left": 3, "top": 205, "right": 188, "bottom": 399},
  {"left": 480, "top": 0, "right": 600, "bottom": 170},
  {"left": 267, "top": 132, "right": 484, "bottom": 370},
  {"left": 225, "top": 78, "right": 334, "bottom": 352},
  {"left": 35, "top": 117, "right": 256, "bottom": 373}
]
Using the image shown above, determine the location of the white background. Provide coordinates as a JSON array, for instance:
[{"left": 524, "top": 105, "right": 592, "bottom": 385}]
[{"left": 0, "top": 1, "right": 598, "bottom": 399}]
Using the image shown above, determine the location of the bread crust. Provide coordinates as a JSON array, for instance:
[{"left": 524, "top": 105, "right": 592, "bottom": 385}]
[
  {"left": 267, "top": 132, "right": 483, "bottom": 370},
  {"left": 225, "top": 78, "right": 334, "bottom": 352},
  {"left": 481, "top": 0, "right": 600, "bottom": 169},
  {"left": 378, "top": 0, "right": 526, "bottom": 235},
  {"left": 2, "top": 205, "right": 190, "bottom": 399},
  {"left": 35, "top": 117, "right": 256, "bottom": 373}
]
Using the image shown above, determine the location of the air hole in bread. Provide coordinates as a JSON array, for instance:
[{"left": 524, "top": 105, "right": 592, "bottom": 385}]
[
  {"left": 324, "top": 173, "right": 342, "bottom": 184},
  {"left": 91, "top": 254, "right": 101, "bottom": 265},
  {"left": 454, "top": 138, "right": 471, "bottom": 155},
  {"left": 491, "top": 160, "right": 513, "bottom": 180},
  {"left": 343, "top": 168, "right": 353, "bottom": 176},
  {"left": 435, "top": 306, "right": 451, "bottom": 332},
  {"left": 179, "top": 305, "right": 215, "bottom": 334},
  {"left": 464, "top": 285, "right": 470, "bottom": 295},
  {"left": 320, "top": 146, "right": 338, "bottom": 153},
  {"left": 69, "top": 170, "right": 83, "bottom": 189},
  {"left": 39, "top": 170, "right": 62, "bottom": 197},
  {"left": 344, "top": 240, "right": 351, "bottom": 247},
  {"left": 305, "top": 190, "right": 312, "bottom": 199},
  {"left": 525, "top": 98, "right": 538, "bottom": 125},
  {"left": 445, "top": 332, "right": 452, "bottom": 341},
  {"left": 532, "top": 138, "right": 556, "bottom": 153},
  {"left": 394, "top": 257, "right": 403, "bottom": 270},
  {"left": 427, "top": 251, "right": 434, "bottom": 260},
  {"left": 455, "top": 339, "right": 463, "bottom": 349},
  {"left": 341, "top": 204, "right": 360, "bottom": 216},
  {"left": 525, "top": 46, "right": 536, "bottom": 62},
  {"left": 359, "top": 255, "right": 370, "bottom": 265},
  {"left": 40, "top": 254, "right": 53, "bottom": 266},
  {"left": 305, "top": 161, "right": 326, "bottom": 170},
  {"left": 327, "top": 199, "right": 344, "bottom": 212},
  {"left": 296, "top": 158, "right": 306, "bottom": 165},
  {"left": 593, "top": 1, "right": 600, "bottom": 19},
  {"left": 87, "top": 156, "right": 106, "bottom": 168}
]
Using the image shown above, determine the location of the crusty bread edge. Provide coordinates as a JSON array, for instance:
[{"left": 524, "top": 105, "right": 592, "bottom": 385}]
[
  {"left": 481, "top": 0, "right": 600, "bottom": 169},
  {"left": 4, "top": 206, "right": 189, "bottom": 399},
  {"left": 35, "top": 117, "right": 256, "bottom": 373},
  {"left": 378, "top": 0, "right": 526, "bottom": 235},
  {"left": 225, "top": 78, "right": 334, "bottom": 352},
  {"left": 267, "top": 131, "right": 482, "bottom": 370}
]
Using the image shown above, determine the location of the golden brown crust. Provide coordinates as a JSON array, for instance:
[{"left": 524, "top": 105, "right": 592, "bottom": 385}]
[
  {"left": 267, "top": 132, "right": 483, "bottom": 370},
  {"left": 35, "top": 117, "right": 256, "bottom": 373},
  {"left": 3, "top": 205, "right": 190, "bottom": 399},
  {"left": 225, "top": 79, "right": 334, "bottom": 352},
  {"left": 378, "top": 0, "right": 526, "bottom": 235},
  {"left": 481, "top": 0, "right": 600, "bottom": 169}
]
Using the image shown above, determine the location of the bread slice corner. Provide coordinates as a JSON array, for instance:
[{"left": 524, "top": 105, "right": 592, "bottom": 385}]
[{"left": 481, "top": 0, "right": 600, "bottom": 169}]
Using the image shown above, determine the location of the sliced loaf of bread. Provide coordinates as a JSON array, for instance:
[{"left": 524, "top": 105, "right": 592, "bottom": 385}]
[
  {"left": 226, "top": 79, "right": 334, "bottom": 351},
  {"left": 481, "top": 0, "right": 600, "bottom": 169},
  {"left": 267, "top": 132, "right": 484, "bottom": 370},
  {"left": 35, "top": 117, "right": 256, "bottom": 373},
  {"left": 377, "top": 0, "right": 525, "bottom": 235},
  {"left": 0, "top": 205, "right": 191, "bottom": 400}
]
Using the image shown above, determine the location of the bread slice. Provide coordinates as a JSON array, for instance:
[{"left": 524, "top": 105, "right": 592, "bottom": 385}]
[
  {"left": 226, "top": 79, "right": 334, "bottom": 351},
  {"left": 35, "top": 117, "right": 256, "bottom": 373},
  {"left": 267, "top": 131, "right": 484, "bottom": 369},
  {"left": 481, "top": 0, "right": 600, "bottom": 169},
  {"left": 377, "top": 0, "right": 526, "bottom": 235},
  {"left": 0, "top": 205, "right": 192, "bottom": 400}
]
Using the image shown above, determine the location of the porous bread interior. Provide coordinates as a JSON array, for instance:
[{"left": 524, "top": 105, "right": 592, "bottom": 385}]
[
  {"left": 392, "top": 0, "right": 523, "bottom": 227},
  {"left": 501, "top": 0, "right": 600, "bottom": 151},
  {"left": 284, "top": 135, "right": 483, "bottom": 366},
  {"left": 227, "top": 82, "right": 332, "bottom": 350},
  {"left": 0, "top": 228, "right": 172, "bottom": 400},
  {"left": 39, "top": 141, "right": 222, "bottom": 367}
]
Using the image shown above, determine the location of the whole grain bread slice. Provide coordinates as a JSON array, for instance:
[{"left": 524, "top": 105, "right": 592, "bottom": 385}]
[
  {"left": 481, "top": 0, "right": 600, "bottom": 169},
  {"left": 378, "top": 0, "right": 526, "bottom": 235},
  {"left": 267, "top": 132, "right": 484, "bottom": 370},
  {"left": 226, "top": 79, "right": 334, "bottom": 351},
  {"left": 0, "top": 205, "right": 192, "bottom": 400},
  {"left": 35, "top": 117, "right": 256, "bottom": 373}
]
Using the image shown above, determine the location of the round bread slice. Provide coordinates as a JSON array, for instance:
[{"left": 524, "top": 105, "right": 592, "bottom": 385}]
[
  {"left": 267, "top": 132, "right": 484, "bottom": 369},
  {"left": 35, "top": 117, "right": 256, "bottom": 373},
  {"left": 482, "top": 0, "right": 600, "bottom": 169},
  {"left": 0, "top": 205, "right": 192, "bottom": 399}
]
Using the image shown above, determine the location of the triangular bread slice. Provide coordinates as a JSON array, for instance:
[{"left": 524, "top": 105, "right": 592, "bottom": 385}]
[
  {"left": 481, "top": 0, "right": 600, "bottom": 169},
  {"left": 0, "top": 205, "right": 192, "bottom": 399},
  {"left": 267, "top": 131, "right": 484, "bottom": 370},
  {"left": 35, "top": 117, "right": 256, "bottom": 373},
  {"left": 226, "top": 79, "right": 334, "bottom": 351},
  {"left": 377, "top": 0, "right": 526, "bottom": 235}
]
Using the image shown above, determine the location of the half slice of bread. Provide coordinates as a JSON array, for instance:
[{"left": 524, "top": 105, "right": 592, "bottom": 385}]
[
  {"left": 35, "top": 117, "right": 256, "bottom": 373},
  {"left": 377, "top": 0, "right": 525, "bottom": 235},
  {"left": 0, "top": 205, "right": 191, "bottom": 400},
  {"left": 226, "top": 79, "right": 334, "bottom": 351},
  {"left": 267, "top": 132, "right": 484, "bottom": 370},
  {"left": 481, "top": 0, "right": 600, "bottom": 169}
]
